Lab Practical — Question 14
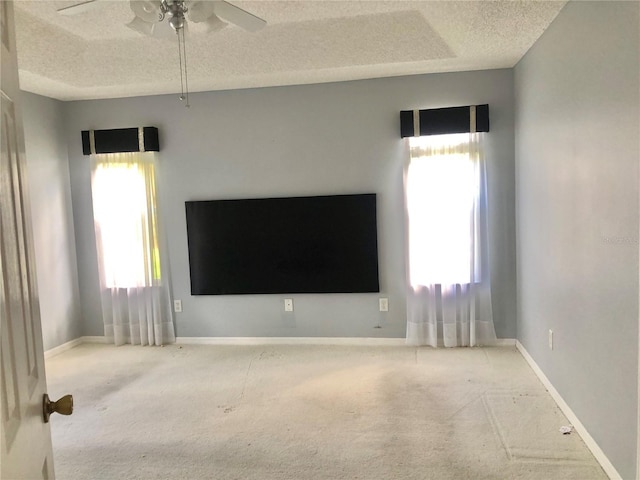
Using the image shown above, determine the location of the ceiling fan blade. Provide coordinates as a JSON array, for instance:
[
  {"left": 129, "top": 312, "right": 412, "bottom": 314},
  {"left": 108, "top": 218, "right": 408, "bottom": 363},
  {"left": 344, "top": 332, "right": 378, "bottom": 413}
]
[
  {"left": 212, "top": 1, "right": 266, "bottom": 32},
  {"left": 57, "top": 0, "right": 102, "bottom": 16}
]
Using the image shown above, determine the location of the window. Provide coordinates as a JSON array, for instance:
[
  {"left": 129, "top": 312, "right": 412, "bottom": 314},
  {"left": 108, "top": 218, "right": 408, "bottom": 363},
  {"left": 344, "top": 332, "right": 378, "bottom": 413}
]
[
  {"left": 405, "top": 132, "right": 495, "bottom": 347},
  {"left": 90, "top": 151, "right": 174, "bottom": 346},
  {"left": 91, "top": 152, "right": 161, "bottom": 289},
  {"left": 406, "top": 133, "right": 481, "bottom": 287}
]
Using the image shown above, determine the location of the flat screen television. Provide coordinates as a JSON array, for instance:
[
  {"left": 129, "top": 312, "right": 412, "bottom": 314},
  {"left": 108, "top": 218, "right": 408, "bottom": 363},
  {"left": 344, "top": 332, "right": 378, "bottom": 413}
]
[{"left": 185, "top": 193, "right": 380, "bottom": 295}]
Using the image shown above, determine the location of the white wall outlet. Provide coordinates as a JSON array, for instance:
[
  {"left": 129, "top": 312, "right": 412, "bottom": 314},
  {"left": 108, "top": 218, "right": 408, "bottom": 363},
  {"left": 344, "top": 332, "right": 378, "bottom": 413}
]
[
  {"left": 284, "top": 298, "right": 294, "bottom": 312},
  {"left": 379, "top": 297, "right": 389, "bottom": 312},
  {"left": 548, "top": 329, "right": 553, "bottom": 350},
  {"left": 174, "top": 299, "right": 182, "bottom": 313}
]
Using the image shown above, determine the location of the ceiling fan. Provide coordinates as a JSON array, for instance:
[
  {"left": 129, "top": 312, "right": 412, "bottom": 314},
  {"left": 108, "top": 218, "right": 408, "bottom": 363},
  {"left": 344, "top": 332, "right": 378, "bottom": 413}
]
[
  {"left": 57, "top": 1, "right": 267, "bottom": 107},
  {"left": 57, "top": 1, "right": 267, "bottom": 35}
]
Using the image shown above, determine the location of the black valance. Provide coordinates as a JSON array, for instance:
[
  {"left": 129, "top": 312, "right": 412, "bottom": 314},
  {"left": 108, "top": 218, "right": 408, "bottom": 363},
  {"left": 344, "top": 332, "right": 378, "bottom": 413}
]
[
  {"left": 400, "top": 105, "right": 489, "bottom": 138},
  {"left": 81, "top": 127, "right": 160, "bottom": 155}
]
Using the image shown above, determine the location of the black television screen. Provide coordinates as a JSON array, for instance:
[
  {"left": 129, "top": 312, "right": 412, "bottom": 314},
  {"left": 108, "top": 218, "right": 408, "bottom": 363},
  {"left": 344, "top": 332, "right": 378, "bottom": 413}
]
[{"left": 185, "top": 193, "right": 380, "bottom": 295}]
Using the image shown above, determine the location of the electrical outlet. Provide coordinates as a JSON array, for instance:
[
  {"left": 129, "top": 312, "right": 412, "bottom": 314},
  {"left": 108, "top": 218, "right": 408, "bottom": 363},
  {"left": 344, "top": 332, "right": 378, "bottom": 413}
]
[
  {"left": 174, "top": 299, "right": 182, "bottom": 313},
  {"left": 548, "top": 329, "right": 553, "bottom": 350},
  {"left": 379, "top": 298, "right": 389, "bottom": 312},
  {"left": 284, "top": 298, "right": 294, "bottom": 312}
]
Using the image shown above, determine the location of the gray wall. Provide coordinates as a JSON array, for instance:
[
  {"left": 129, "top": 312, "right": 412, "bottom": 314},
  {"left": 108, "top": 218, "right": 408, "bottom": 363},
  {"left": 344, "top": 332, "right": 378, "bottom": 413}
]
[
  {"left": 64, "top": 69, "right": 517, "bottom": 339},
  {"left": 22, "top": 92, "right": 82, "bottom": 350},
  {"left": 514, "top": 2, "right": 639, "bottom": 478}
]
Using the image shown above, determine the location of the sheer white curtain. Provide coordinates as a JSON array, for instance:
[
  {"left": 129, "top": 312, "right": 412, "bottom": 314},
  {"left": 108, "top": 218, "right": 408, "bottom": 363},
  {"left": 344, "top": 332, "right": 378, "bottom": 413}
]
[
  {"left": 91, "top": 152, "right": 175, "bottom": 346},
  {"left": 405, "top": 133, "right": 496, "bottom": 347}
]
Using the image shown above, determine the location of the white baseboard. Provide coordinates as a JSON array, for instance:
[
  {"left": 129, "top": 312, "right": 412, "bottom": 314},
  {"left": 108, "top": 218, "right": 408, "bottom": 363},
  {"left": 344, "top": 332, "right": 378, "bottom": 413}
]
[
  {"left": 44, "top": 336, "right": 109, "bottom": 359},
  {"left": 515, "top": 341, "right": 621, "bottom": 480},
  {"left": 176, "top": 337, "right": 517, "bottom": 347},
  {"left": 44, "top": 338, "right": 84, "bottom": 359},
  {"left": 46, "top": 336, "right": 517, "bottom": 353},
  {"left": 80, "top": 335, "right": 109, "bottom": 344},
  {"left": 176, "top": 336, "right": 407, "bottom": 346}
]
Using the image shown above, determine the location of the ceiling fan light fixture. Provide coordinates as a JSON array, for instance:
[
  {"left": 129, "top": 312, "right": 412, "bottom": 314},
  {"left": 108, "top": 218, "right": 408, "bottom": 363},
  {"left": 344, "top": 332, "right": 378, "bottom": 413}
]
[{"left": 130, "top": 0, "right": 163, "bottom": 23}]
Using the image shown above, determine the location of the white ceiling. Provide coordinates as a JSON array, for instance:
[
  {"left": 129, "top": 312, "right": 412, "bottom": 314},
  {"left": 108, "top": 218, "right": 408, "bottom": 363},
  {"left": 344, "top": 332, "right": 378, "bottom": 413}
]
[{"left": 13, "top": 0, "right": 567, "bottom": 101}]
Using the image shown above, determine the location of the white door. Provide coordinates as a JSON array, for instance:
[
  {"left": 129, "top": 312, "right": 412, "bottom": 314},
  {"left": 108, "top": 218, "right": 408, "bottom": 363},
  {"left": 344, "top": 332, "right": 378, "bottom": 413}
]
[{"left": 1, "top": 1, "right": 56, "bottom": 478}]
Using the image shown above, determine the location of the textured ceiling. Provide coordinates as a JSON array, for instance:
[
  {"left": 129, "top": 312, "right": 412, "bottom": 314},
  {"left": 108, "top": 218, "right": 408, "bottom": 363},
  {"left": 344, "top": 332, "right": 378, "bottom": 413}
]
[{"left": 13, "top": 0, "right": 567, "bottom": 101}]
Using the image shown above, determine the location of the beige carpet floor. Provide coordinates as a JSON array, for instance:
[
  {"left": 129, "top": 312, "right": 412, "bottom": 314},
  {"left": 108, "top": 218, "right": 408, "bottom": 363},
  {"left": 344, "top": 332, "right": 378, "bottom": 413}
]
[{"left": 45, "top": 344, "right": 606, "bottom": 480}]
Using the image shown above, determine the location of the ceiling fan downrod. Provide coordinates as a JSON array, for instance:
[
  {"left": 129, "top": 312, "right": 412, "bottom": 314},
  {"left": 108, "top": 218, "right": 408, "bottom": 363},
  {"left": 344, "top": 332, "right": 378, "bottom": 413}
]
[
  {"left": 177, "top": 26, "right": 190, "bottom": 108},
  {"left": 159, "top": 1, "right": 190, "bottom": 107}
]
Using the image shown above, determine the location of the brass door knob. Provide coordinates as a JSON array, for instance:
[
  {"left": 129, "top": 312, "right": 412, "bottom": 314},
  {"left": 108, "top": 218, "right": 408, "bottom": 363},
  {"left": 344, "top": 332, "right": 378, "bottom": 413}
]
[{"left": 43, "top": 394, "right": 73, "bottom": 423}]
